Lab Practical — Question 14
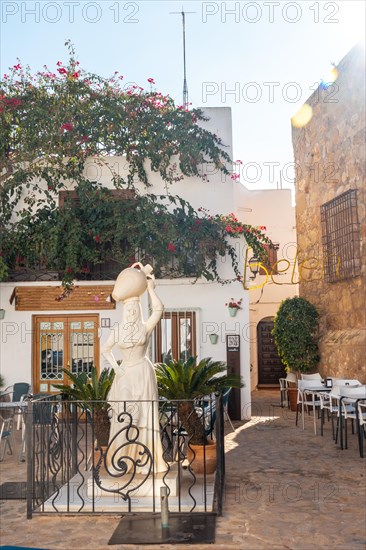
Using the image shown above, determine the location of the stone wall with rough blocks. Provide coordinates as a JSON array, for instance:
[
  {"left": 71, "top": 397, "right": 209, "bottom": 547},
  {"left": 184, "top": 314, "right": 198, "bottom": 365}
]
[{"left": 292, "top": 45, "right": 366, "bottom": 382}]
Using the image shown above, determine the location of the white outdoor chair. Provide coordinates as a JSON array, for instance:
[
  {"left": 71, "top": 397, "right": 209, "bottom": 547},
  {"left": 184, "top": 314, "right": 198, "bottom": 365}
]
[
  {"left": 279, "top": 372, "right": 297, "bottom": 408},
  {"left": 357, "top": 402, "right": 366, "bottom": 458},
  {"left": 319, "top": 386, "right": 340, "bottom": 438},
  {"left": 296, "top": 379, "right": 322, "bottom": 435},
  {"left": 330, "top": 380, "right": 361, "bottom": 444},
  {"left": 319, "top": 379, "right": 360, "bottom": 438},
  {"left": 338, "top": 386, "right": 366, "bottom": 451},
  {"left": 332, "top": 379, "right": 361, "bottom": 387},
  {"left": 301, "top": 373, "right": 322, "bottom": 380}
]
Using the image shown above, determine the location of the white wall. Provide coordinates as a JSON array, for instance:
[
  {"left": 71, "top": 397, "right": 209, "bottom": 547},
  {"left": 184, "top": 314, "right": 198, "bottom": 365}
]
[
  {"left": 0, "top": 107, "right": 254, "bottom": 418},
  {"left": 153, "top": 278, "right": 251, "bottom": 419},
  {"left": 234, "top": 186, "right": 298, "bottom": 389},
  {"left": 0, "top": 278, "right": 251, "bottom": 419}
]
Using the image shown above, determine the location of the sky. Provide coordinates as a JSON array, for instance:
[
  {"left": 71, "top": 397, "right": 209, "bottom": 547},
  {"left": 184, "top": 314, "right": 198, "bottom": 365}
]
[{"left": 1, "top": 0, "right": 365, "bottom": 191}]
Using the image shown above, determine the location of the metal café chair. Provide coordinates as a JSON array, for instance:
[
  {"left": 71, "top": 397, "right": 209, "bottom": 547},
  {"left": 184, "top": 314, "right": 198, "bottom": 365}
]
[
  {"left": 332, "top": 379, "right": 362, "bottom": 387},
  {"left": 2, "top": 382, "right": 30, "bottom": 430},
  {"left": 0, "top": 414, "right": 14, "bottom": 461},
  {"left": 222, "top": 388, "right": 236, "bottom": 432},
  {"left": 357, "top": 402, "right": 366, "bottom": 458},
  {"left": 279, "top": 372, "right": 297, "bottom": 408},
  {"left": 337, "top": 385, "right": 366, "bottom": 452},
  {"left": 301, "top": 373, "right": 322, "bottom": 380},
  {"left": 328, "top": 379, "right": 361, "bottom": 445},
  {"left": 169, "top": 394, "right": 219, "bottom": 463},
  {"left": 296, "top": 379, "right": 323, "bottom": 435},
  {"left": 319, "top": 386, "right": 340, "bottom": 438}
]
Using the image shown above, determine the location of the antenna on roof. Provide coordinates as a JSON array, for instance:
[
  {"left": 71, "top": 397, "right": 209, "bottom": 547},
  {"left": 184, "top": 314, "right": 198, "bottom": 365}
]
[{"left": 169, "top": 7, "right": 196, "bottom": 108}]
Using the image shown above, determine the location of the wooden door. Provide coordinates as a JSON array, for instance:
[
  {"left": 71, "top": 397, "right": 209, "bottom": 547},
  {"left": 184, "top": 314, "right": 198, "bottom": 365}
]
[
  {"left": 257, "top": 319, "right": 286, "bottom": 385},
  {"left": 33, "top": 314, "right": 100, "bottom": 393}
]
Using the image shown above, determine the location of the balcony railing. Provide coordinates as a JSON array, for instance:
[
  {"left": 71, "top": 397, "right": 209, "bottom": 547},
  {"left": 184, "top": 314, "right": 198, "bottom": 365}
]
[{"left": 26, "top": 393, "right": 225, "bottom": 519}]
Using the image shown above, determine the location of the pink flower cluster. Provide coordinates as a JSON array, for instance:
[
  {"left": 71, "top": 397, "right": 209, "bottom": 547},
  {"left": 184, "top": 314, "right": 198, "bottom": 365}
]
[
  {"left": 225, "top": 298, "right": 243, "bottom": 309},
  {"left": 0, "top": 96, "right": 22, "bottom": 111},
  {"left": 61, "top": 123, "right": 74, "bottom": 132}
]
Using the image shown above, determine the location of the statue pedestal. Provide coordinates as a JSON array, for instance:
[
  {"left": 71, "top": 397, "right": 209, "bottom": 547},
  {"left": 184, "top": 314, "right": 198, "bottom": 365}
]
[{"left": 87, "top": 464, "right": 179, "bottom": 498}]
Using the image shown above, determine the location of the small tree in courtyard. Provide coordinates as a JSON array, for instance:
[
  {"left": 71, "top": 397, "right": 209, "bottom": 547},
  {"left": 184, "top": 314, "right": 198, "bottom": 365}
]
[{"left": 272, "top": 296, "right": 320, "bottom": 375}]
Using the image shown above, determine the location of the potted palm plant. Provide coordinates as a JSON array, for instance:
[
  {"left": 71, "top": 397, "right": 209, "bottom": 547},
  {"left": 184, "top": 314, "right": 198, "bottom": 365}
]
[
  {"left": 53, "top": 366, "right": 115, "bottom": 447},
  {"left": 272, "top": 297, "right": 320, "bottom": 411},
  {"left": 155, "top": 357, "right": 243, "bottom": 473}
]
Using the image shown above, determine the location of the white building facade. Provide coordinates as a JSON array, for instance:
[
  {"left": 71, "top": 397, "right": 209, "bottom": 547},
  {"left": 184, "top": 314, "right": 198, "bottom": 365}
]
[
  {"left": 235, "top": 186, "right": 298, "bottom": 390},
  {"left": 0, "top": 107, "right": 297, "bottom": 416}
]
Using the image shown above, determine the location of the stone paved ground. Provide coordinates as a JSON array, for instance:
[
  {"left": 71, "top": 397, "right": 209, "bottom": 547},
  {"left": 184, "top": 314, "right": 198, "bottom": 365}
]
[{"left": 0, "top": 390, "right": 365, "bottom": 549}]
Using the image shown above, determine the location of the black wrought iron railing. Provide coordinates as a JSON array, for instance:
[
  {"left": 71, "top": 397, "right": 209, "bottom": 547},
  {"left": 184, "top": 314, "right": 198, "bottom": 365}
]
[{"left": 26, "top": 393, "right": 225, "bottom": 519}]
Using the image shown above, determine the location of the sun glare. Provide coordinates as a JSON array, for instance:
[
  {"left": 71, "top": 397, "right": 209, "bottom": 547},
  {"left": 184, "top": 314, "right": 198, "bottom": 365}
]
[
  {"left": 291, "top": 104, "right": 313, "bottom": 129},
  {"left": 322, "top": 67, "right": 338, "bottom": 85}
]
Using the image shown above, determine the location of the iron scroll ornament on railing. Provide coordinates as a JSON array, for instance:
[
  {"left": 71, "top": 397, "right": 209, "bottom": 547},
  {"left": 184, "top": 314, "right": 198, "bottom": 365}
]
[
  {"left": 27, "top": 396, "right": 224, "bottom": 517},
  {"left": 92, "top": 411, "right": 153, "bottom": 507}
]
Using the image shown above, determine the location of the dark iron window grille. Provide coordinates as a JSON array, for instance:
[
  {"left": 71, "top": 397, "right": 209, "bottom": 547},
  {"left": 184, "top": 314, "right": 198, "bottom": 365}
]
[{"left": 321, "top": 189, "right": 361, "bottom": 283}]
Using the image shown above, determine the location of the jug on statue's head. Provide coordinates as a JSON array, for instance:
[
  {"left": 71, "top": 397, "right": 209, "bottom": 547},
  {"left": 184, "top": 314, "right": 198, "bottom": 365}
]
[{"left": 112, "top": 262, "right": 154, "bottom": 303}]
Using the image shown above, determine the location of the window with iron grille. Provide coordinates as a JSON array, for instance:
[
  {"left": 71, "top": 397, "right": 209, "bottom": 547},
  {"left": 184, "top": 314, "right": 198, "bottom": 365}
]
[
  {"left": 154, "top": 311, "right": 197, "bottom": 363},
  {"left": 321, "top": 189, "right": 361, "bottom": 283},
  {"left": 59, "top": 189, "right": 134, "bottom": 280}
]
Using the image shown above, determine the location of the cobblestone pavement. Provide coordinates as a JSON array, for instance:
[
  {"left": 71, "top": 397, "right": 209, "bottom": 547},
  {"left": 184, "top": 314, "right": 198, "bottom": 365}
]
[{"left": 0, "top": 390, "right": 365, "bottom": 549}]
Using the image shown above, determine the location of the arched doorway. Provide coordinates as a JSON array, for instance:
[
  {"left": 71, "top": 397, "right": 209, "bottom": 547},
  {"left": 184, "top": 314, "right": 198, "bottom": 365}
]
[{"left": 257, "top": 317, "right": 286, "bottom": 385}]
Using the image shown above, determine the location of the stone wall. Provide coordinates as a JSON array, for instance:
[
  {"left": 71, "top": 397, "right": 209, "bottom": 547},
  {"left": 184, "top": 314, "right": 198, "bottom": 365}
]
[{"left": 292, "top": 45, "right": 366, "bottom": 382}]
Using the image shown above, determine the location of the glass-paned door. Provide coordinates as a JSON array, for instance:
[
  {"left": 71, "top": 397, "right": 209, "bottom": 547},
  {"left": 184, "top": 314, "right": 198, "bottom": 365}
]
[
  {"left": 179, "top": 316, "right": 193, "bottom": 361},
  {"left": 33, "top": 315, "right": 99, "bottom": 393},
  {"left": 160, "top": 317, "right": 173, "bottom": 363}
]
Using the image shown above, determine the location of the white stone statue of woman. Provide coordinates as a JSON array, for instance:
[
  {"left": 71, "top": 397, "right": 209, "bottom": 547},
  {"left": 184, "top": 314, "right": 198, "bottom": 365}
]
[{"left": 101, "top": 263, "right": 167, "bottom": 474}]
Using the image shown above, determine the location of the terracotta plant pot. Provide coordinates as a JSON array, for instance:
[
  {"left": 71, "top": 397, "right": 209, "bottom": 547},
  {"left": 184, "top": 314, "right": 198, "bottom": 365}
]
[
  {"left": 287, "top": 387, "right": 298, "bottom": 412},
  {"left": 93, "top": 410, "right": 111, "bottom": 447},
  {"left": 187, "top": 440, "right": 216, "bottom": 474}
]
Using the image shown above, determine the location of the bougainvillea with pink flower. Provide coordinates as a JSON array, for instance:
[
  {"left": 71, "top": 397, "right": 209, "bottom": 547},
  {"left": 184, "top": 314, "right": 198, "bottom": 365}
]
[
  {"left": 0, "top": 41, "right": 231, "bottom": 196},
  {"left": 0, "top": 42, "right": 273, "bottom": 287}
]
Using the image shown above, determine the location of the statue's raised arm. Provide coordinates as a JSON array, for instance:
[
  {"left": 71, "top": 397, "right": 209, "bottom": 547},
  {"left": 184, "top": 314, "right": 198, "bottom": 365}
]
[{"left": 145, "top": 274, "right": 164, "bottom": 335}]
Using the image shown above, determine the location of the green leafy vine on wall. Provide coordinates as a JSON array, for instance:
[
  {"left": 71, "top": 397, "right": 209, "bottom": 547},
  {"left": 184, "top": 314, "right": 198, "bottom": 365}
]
[{"left": 0, "top": 42, "right": 273, "bottom": 287}]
